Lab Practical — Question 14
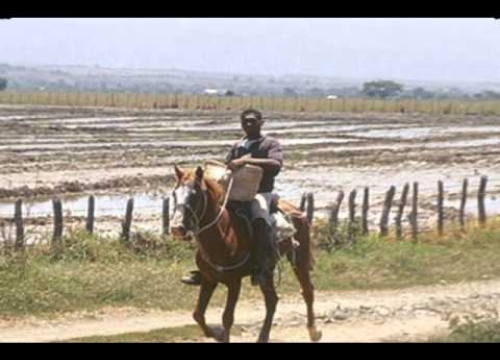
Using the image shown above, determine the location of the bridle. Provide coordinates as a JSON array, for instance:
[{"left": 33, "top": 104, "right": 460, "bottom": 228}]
[
  {"left": 172, "top": 177, "right": 250, "bottom": 272},
  {"left": 172, "top": 177, "right": 234, "bottom": 237}
]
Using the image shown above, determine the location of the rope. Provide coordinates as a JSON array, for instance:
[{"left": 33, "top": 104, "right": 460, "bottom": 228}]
[
  {"left": 194, "top": 176, "right": 252, "bottom": 273},
  {"left": 195, "top": 177, "right": 234, "bottom": 236}
]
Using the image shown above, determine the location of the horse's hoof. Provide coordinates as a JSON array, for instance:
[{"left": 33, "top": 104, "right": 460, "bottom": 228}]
[
  {"left": 208, "top": 325, "right": 225, "bottom": 342},
  {"left": 308, "top": 326, "right": 322, "bottom": 342}
]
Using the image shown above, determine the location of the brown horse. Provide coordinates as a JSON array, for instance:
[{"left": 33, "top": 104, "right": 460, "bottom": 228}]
[{"left": 170, "top": 165, "right": 322, "bottom": 343}]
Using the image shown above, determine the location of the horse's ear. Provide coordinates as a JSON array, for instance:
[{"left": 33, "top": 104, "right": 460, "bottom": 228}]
[
  {"left": 195, "top": 166, "right": 204, "bottom": 183},
  {"left": 174, "top": 165, "right": 184, "bottom": 180}
]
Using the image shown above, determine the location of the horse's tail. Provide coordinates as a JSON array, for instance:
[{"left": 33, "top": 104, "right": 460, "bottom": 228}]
[
  {"left": 296, "top": 215, "right": 315, "bottom": 271},
  {"left": 277, "top": 198, "right": 315, "bottom": 271}
]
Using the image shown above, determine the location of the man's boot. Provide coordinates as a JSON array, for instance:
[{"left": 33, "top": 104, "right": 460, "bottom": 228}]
[
  {"left": 181, "top": 269, "right": 202, "bottom": 286},
  {"left": 251, "top": 219, "right": 274, "bottom": 286}
]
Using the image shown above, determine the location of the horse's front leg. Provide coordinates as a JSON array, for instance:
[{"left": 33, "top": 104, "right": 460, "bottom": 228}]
[
  {"left": 257, "top": 274, "right": 279, "bottom": 343},
  {"left": 193, "top": 276, "right": 222, "bottom": 341},
  {"left": 222, "top": 278, "right": 242, "bottom": 342}
]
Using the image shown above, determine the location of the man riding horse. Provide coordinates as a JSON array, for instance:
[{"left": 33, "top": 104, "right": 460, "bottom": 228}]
[
  {"left": 171, "top": 111, "right": 322, "bottom": 342},
  {"left": 181, "top": 108, "right": 294, "bottom": 287}
]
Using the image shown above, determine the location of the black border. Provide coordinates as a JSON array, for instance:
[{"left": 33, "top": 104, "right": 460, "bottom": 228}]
[{"left": 1, "top": 0, "right": 499, "bottom": 17}]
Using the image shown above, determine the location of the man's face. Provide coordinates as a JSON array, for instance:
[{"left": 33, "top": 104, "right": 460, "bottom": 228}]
[{"left": 241, "top": 116, "right": 263, "bottom": 137}]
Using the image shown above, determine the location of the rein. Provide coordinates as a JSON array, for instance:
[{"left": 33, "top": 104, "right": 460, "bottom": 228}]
[
  {"left": 174, "top": 176, "right": 251, "bottom": 273},
  {"left": 195, "top": 177, "right": 234, "bottom": 236}
]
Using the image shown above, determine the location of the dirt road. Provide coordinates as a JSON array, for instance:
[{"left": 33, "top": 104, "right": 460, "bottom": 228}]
[{"left": 1, "top": 279, "right": 499, "bottom": 342}]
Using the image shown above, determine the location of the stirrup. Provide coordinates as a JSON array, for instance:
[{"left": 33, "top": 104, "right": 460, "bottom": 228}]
[
  {"left": 251, "top": 273, "right": 267, "bottom": 286},
  {"left": 181, "top": 270, "right": 202, "bottom": 286}
]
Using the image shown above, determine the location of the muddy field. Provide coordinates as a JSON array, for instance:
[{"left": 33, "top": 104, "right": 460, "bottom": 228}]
[{"left": 1, "top": 104, "right": 500, "bottom": 241}]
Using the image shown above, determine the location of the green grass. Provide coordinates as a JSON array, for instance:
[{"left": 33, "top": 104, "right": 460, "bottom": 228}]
[
  {"left": 306, "top": 218, "right": 500, "bottom": 291},
  {"left": 59, "top": 325, "right": 244, "bottom": 343},
  {"left": 0, "top": 229, "right": 220, "bottom": 316},
  {"left": 3, "top": 220, "right": 500, "bottom": 317},
  {"left": 60, "top": 324, "right": 245, "bottom": 342},
  {"left": 428, "top": 312, "right": 500, "bottom": 343}
]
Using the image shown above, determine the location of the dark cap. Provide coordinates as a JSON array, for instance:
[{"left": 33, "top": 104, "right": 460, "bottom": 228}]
[
  {"left": 242, "top": 113, "right": 259, "bottom": 121},
  {"left": 240, "top": 108, "right": 263, "bottom": 122}
]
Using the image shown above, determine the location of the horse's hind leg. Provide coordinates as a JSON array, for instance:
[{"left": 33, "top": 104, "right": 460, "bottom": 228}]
[
  {"left": 290, "top": 262, "right": 322, "bottom": 342},
  {"left": 193, "top": 277, "right": 223, "bottom": 341},
  {"left": 288, "top": 219, "right": 322, "bottom": 342},
  {"left": 257, "top": 275, "right": 279, "bottom": 343}
]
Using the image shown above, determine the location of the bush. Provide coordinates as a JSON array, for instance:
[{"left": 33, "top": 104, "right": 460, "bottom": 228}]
[
  {"left": 362, "top": 80, "right": 403, "bottom": 99},
  {"left": 0, "top": 77, "right": 7, "bottom": 91},
  {"left": 432, "top": 310, "right": 500, "bottom": 342}
]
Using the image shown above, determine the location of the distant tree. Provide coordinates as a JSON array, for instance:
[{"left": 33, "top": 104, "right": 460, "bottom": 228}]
[
  {"left": 362, "top": 80, "right": 404, "bottom": 99},
  {"left": 100, "top": 81, "right": 108, "bottom": 92},
  {"left": 411, "top": 87, "right": 435, "bottom": 99},
  {"left": 336, "top": 86, "right": 361, "bottom": 98},
  {"left": 308, "top": 87, "right": 325, "bottom": 97},
  {"left": 0, "top": 77, "right": 7, "bottom": 91},
  {"left": 283, "top": 87, "right": 297, "bottom": 97},
  {"left": 482, "top": 90, "right": 500, "bottom": 99}
]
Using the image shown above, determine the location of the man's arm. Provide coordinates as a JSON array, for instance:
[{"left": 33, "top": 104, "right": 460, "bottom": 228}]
[
  {"left": 225, "top": 142, "right": 238, "bottom": 165},
  {"left": 228, "top": 157, "right": 281, "bottom": 173},
  {"left": 227, "top": 138, "right": 283, "bottom": 175}
]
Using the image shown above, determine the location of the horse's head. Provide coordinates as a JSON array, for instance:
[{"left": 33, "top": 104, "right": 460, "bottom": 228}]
[{"left": 170, "top": 164, "right": 209, "bottom": 240}]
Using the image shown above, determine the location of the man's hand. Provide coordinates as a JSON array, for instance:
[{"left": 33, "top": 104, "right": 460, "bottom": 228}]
[{"left": 227, "top": 158, "right": 247, "bottom": 171}]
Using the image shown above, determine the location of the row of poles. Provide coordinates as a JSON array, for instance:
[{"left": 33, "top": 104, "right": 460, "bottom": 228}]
[
  {"left": 4, "top": 175, "right": 490, "bottom": 250},
  {"left": 299, "top": 175, "right": 488, "bottom": 243}
]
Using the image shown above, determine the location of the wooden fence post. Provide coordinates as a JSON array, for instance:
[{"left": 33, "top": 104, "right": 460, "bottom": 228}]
[
  {"left": 86, "top": 195, "right": 95, "bottom": 234},
  {"left": 348, "top": 189, "right": 357, "bottom": 242},
  {"left": 459, "top": 178, "right": 468, "bottom": 228},
  {"left": 380, "top": 186, "right": 396, "bottom": 237},
  {"left": 306, "top": 192, "right": 314, "bottom": 225},
  {"left": 395, "top": 183, "right": 409, "bottom": 240},
  {"left": 330, "top": 191, "right": 344, "bottom": 245},
  {"left": 300, "top": 192, "right": 307, "bottom": 212},
  {"left": 361, "top": 187, "right": 369, "bottom": 235},
  {"left": 411, "top": 182, "right": 419, "bottom": 241},
  {"left": 52, "top": 198, "right": 63, "bottom": 243},
  {"left": 437, "top": 181, "right": 444, "bottom": 235},
  {"left": 162, "top": 198, "right": 170, "bottom": 236},
  {"left": 121, "top": 198, "right": 134, "bottom": 241},
  {"left": 478, "top": 175, "right": 487, "bottom": 225},
  {"left": 14, "top": 199, "right": 24, "bottom": 251}
]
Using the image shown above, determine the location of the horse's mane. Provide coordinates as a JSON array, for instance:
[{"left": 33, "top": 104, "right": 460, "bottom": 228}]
[
  {"left": 184, "top": 169, "right": 225, "bottom": 204},
  {"left": 203, "top": 176, "right": 225, "bottom": 204}
]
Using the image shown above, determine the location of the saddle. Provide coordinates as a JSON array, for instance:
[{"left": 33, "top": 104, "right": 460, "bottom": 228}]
[
  {"left": 226, "top": 193, "right": 281, "bottom": 233},
  {"left": 227, "top": 194, "right": 300, "bottom": 256}
]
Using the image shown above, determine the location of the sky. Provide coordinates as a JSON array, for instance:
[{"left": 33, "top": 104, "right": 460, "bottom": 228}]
[{"left": 1, "top": 18, "right": 499, "bottom": 82}]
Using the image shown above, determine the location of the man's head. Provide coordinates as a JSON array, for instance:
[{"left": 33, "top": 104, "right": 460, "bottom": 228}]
[{"left": 240, "top": 108, "right": 264, "bottom": 138}]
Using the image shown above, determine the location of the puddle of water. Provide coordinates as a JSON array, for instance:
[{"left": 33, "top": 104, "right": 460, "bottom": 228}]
[
  {"left": 356, "top": 128, "right": 435, "bottom": 139},
  {"left": 357, "top": 127, "right": 500, "bottom": 140},
  {"left": 55, "top": 119, "right": 211, "bottom": 129},
  {"left": 427, "top": 138, "right": 500, "bottom": 148},
  {"left": 0, "top": 137, "right": 364, "bottom": 152},
  {"left": 445, "top": 195, "right": 500, "bottom": 215},
  {"left": 1, "top": 190, "right": 499, "bottom": 233},
  {"left": 0, "top": 184, "right": 303, "bottom": 218},
  {"left": 310, "top": 137, "right": 500, "bottom": 155},
  {"left": 0, "top": 193, "right": 165, "bottom": 218},
  {"left": 24, "top": 116, "right": 175, "bottom": 124},
  {"left": 0, "top": 114, "right": 56, "bottom": 121}
]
